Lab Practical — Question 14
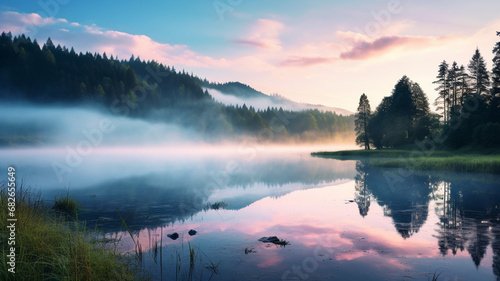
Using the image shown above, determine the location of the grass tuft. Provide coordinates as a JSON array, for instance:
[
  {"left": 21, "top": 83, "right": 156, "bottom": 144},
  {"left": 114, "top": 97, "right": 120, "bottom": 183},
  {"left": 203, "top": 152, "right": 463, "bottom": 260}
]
[
  {"left": 0, "top": 184, "right": 147, "bottom": 281},
  {"left": 53, "top": 191, "right": 79, "bottom": 218}
]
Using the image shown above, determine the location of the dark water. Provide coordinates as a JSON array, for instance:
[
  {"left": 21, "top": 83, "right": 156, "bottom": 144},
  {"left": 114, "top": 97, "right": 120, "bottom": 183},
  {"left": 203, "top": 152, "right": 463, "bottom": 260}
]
[{"left": 3, "top": 147, "right": 500, "bottom": 280}]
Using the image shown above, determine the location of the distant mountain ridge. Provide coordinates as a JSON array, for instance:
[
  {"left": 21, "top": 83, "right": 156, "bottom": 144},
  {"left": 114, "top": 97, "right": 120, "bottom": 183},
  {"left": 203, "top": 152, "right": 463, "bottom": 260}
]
[
  {"left": 202, "top": 81, "right": 268, "bottom": 99},
  {"left": 202, "top": 81, "right": 353, "bottom": 116}
]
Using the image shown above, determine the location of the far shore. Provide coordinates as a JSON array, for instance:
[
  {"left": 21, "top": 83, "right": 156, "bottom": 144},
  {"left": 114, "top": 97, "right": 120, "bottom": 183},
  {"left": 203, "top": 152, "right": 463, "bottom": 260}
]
[{"left": 312, "top": 149, "right": 500, "bottom": 175}]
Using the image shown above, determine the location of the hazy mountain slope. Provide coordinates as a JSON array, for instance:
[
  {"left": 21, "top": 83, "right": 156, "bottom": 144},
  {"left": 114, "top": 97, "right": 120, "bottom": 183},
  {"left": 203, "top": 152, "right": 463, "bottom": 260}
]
[{"left": 203, "top": 81, "right": 353, "bottom": 116}]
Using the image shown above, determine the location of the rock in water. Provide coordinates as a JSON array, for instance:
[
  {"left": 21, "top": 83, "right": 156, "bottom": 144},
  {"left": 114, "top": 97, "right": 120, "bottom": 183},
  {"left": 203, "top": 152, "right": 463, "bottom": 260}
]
[
  {"left": 258, "top": 236, "right": 280, "bottom": 243},
  {"left": 167, "top": 232, "right": 179, "bottom": 240},
  {"left": 188, "top": 229, "right": 197, "bottom": 236}
]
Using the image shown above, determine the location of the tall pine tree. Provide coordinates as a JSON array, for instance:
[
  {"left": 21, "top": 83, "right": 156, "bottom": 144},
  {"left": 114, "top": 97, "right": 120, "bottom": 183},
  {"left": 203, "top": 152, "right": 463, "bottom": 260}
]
[
  {"left": 355, "top": 93, "right": 371, "bottom": 150},
  {"left": 490, "top": 31, "right": 500, "bottom": 123},
  {"left": 448, "top": 62, "right": 459, "bottom": 113},
  {"left": 468, "top": 48, "right": 490, "bottom": 97},
  {"left": 492, "top": 32, "right": 500, "bottom": 99},
  {"left": 433, "top": 60, "right": 450, "bottom": 124},
  {"left": 457, "top": 65, "right": 470, "bottom": 105}
]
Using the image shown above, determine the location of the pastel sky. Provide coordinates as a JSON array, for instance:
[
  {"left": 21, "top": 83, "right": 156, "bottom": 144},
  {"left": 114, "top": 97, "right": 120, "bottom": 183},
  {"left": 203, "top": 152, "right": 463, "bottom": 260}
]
[{"left": 1, "top": 0, "right": 499, "bottom": 111}]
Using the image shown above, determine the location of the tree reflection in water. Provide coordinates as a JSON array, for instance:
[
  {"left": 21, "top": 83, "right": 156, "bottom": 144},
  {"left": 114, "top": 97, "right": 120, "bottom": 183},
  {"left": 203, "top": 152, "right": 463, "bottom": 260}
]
[
  {"left": 354, "top": 161, "right": 371, "bottom": 217},
  {"left": 354, "top": 160, "right": 437, "bottom": 238},
  {"left": 354, "top": 161, "right": 500, "bottom": 279}
]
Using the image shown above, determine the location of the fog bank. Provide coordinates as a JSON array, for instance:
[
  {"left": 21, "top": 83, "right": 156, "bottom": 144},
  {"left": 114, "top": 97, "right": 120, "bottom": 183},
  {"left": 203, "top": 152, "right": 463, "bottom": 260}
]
[{"left": 0, "top": 103, "right": 203, "bottom": 147}]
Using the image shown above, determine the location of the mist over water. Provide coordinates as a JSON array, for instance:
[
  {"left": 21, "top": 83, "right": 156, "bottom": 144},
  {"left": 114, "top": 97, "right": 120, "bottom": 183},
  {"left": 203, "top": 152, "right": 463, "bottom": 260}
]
[
  {"left": 0, "top": 103, "right": 206, "bottom": 146},
  {"left": 0, "top": 102, "right": 356, "bottom": 197}
]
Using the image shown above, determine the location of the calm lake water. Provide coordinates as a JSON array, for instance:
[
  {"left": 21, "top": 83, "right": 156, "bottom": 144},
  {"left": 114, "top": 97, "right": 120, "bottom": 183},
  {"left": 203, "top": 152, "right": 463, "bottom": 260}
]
[{"left": 3, "top": 146, "right": 500, "bottom": 281}]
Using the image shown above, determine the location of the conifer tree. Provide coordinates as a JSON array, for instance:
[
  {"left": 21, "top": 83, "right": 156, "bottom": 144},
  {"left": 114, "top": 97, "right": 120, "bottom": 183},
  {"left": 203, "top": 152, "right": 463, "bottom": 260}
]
[
  {"left": 492, "top": 32, "right": 500, "bottom": 99},
  {"left": 468, "top": 48, "right": 490, "bottom": 97},
  {"left": 433, "top": 60, "right": 450, "bottom": 124},
  {"left": 355, "top": 93, "right": 371, "bottom": 150}
]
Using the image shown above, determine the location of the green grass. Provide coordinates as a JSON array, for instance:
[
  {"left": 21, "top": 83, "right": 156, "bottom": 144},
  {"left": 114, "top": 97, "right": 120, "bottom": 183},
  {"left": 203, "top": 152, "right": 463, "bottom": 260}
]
[
  {"left": 0, "top": 185, "right": 147, "bottom": 281},
  {"left": 53, "top": 191, "right": 79, "bottom": 218},
  {"left": 312, "top": 149, "right": 500, "bottom": 174},
  {"left": 312, "top": 149, "right": 453, "bottom": 158},
  {"left": 376, "top": 155, "right": 500, "bottom": 174}
]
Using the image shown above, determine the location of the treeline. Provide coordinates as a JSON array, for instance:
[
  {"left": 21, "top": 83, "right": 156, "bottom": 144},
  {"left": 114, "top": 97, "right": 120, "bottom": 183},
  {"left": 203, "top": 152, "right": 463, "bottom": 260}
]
[
  {"left": 0, "top": 32, "right": 353, "bottom": 142},
  {"left": 355, "top": 32, "right": 500, "bottom": 149},
  {"left": 434, "top": 33, "right": 500, "bottom": 148},
  {"left": 0, "top": 34, "right": 139, "bottom": 104},
  {"left": 0, "top": 33, "right": 205, "bottom": 108},
  {"left": 355, "top": 76, "right": 438, "bottom": 149}
]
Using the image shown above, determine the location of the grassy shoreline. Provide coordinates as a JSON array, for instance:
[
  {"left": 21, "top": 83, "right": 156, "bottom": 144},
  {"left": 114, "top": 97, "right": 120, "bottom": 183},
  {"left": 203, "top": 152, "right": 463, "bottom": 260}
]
[
  {"left": 0, "top": 185, "right": 147, "bottom": 281},
  {"left": 312, "top": 149, "right": 500, "bottom": 174}
]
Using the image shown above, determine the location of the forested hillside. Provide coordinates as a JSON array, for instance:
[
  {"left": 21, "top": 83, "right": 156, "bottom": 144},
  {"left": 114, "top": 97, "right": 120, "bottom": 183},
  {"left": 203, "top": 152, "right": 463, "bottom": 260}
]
[{"left": 0, "top": 32, "right": 354, "bottom": 143}]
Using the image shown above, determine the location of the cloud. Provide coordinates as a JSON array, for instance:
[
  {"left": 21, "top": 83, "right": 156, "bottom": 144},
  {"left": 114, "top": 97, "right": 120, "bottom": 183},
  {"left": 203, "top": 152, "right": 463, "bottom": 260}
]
[
  {"left": 11, "top": 11, "right": 59, "bottom": 25},
  {"left": 234, "top": 19, "right": 284, "bottom": 50},
  {"left": 276, "top": 33, "right": 455, "bottom": 67},
  {"left": 0, "top": 11, "right": 226, "bottom": 68},
  {"left": 339, "top": 35, "right": 454, "bottom": 60},
  {"left": 278, "top": 56, "right": 336, "bottom": 67},
  {"left": 0, "top": 11, "right": 59, "bottom": 33}
]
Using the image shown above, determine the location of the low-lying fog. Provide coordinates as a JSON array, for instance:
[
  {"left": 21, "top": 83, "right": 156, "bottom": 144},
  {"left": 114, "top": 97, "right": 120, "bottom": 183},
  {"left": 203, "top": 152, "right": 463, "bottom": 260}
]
[
  {"left": 0, "top": 103, "right": 354, "bottom": 148},
  {"left": 1, "top": 103, "right": 356, "bottom": 190},
  {"left": 0, "top": 103, "right": 205, "bottom": 146}
]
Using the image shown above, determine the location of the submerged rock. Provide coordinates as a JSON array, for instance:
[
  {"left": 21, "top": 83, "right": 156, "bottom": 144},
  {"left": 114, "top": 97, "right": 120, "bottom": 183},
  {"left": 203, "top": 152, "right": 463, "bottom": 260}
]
[
  {"left": 244, "top": 247, "right": 256, "bottom": 254},
  {"left": 167, "top": 232, "right": 179, "bottom": 240},
  {"left": 188, "top": 229, "right": 197, "bottom": 236},
  {"left": 258, "top": 236, "right": 280, "bottom": 243}
]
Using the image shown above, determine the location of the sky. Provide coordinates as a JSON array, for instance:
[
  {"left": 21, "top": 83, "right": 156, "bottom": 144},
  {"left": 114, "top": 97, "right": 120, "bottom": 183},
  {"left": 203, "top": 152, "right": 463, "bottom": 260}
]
[{"left": 0, "top": 0, "right": 499, "bottom": 112}]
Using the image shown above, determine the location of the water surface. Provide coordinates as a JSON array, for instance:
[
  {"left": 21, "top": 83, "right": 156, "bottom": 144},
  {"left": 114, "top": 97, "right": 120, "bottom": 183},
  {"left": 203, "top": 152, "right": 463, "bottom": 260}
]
[{"left": 3, "top": 147, "right": 500, "bottom": 280}]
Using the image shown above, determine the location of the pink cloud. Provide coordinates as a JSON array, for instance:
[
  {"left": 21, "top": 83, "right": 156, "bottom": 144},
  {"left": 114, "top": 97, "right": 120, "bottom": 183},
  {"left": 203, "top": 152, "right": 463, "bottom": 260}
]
[
  {"left": 278, "top": 56, "right": 336, "bottom": 67},
  {"left": 0, "top": 11, "right": 59, "bottom": 34},
  {"left": 276, "top": 34, "right": 455, "bottom": 67},
  {"left": 339, "top": 35, "right": 453, "bottom": 60},
  {"left": 234, "top": 19, "right": 284, "bottom": 50},
  {"left": 14, "top": 12, "right": 58, "bottom": 26}
]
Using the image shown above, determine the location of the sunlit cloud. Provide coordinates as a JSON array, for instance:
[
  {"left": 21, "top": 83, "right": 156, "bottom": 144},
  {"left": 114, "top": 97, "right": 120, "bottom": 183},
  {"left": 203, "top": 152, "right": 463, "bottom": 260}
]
[
  {"left": 273, "top": 31, "right": 456, "bottom": 68},
  {"left": 234, "top": 19, "right": 284, "bottom": 50},
  {"left": 6, "top": 11, "right": 61, "bottom": 26},
  {"left": 0, "top": 11, "right": 56, "bottom": 33},
  {"left": 277, "top": 56, "right": 337, "bottom": 67},
  {"left": 339, "top": 35, "right": 455, "bottom": 60}
]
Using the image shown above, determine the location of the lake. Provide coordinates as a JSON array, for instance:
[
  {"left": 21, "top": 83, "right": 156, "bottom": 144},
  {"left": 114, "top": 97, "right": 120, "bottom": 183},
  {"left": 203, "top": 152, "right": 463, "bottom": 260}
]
[{"left": 3, "top": 146, "right": 500, "bottom": 281}]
